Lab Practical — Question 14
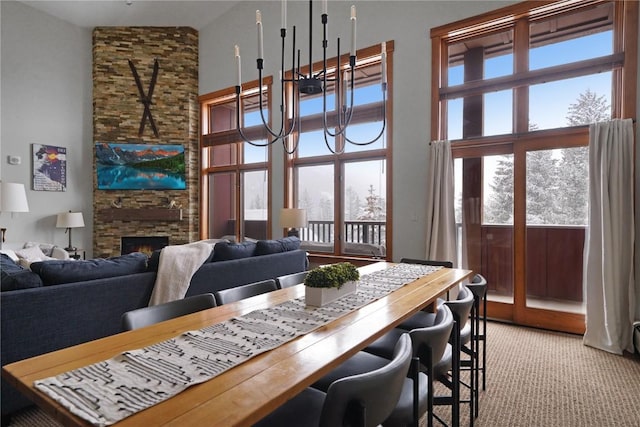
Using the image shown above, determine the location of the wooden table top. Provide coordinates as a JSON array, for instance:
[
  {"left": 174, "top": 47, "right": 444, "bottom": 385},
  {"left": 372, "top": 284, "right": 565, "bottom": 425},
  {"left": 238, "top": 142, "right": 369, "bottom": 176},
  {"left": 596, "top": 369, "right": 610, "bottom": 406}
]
[{"left": 2, "top": 262, "right": 472, "bottom": 427}]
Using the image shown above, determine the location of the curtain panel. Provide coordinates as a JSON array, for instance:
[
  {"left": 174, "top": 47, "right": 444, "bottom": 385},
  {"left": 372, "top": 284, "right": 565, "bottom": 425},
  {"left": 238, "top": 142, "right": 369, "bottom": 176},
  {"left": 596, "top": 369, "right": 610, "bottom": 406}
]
[
  {"left": 424, "top": 140, "right": 457, "bottom": 266},
  {"left": 583, "top": 118, "right": 635, "bottom": 354}
]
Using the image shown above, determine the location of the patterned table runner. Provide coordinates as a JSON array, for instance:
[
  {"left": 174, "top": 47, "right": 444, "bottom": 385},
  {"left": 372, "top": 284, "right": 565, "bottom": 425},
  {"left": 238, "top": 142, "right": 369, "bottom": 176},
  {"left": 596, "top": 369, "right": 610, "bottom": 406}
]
[{"left": 35, "top": 263, "right": 441, "bottom": 426}]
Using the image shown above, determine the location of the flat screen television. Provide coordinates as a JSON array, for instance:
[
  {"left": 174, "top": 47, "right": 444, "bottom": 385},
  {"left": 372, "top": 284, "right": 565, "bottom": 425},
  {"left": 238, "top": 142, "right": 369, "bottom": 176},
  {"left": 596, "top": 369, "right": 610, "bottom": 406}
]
[{"left": 96, "top": 143, "right": 186, "bottom": 190}]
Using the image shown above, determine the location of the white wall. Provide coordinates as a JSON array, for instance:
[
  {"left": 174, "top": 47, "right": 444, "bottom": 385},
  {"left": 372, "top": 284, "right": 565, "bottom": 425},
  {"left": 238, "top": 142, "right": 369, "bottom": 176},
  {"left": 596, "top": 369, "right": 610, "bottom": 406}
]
[
  {"left": 0, "top": 1, "right": 93, "bottom": 256},
  {"left": 199, "top": 0, "right": 516, "bottom": 261}
]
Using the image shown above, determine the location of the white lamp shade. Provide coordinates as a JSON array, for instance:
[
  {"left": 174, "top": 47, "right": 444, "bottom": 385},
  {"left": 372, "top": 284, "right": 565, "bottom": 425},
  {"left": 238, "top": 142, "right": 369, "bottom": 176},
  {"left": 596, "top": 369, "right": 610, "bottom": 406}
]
[
  {"left": 280, "top": 208, "right": 307, "bottom": 228},
  {"left": 56, "top": 212, "right": 85, "bottom": 229},
  {"left": 0, "top": 182, "right": 29, "bottom": 213}
]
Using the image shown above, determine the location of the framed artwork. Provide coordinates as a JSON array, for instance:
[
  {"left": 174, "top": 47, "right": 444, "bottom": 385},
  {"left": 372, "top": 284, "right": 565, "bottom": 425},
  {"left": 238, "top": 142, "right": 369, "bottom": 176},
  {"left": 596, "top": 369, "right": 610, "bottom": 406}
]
[
  {"left": 32, "top": 144, "right": 67, "bottom": 191},
  {"left": 96, "top": 143, "right": 186, "bottom": 190}
]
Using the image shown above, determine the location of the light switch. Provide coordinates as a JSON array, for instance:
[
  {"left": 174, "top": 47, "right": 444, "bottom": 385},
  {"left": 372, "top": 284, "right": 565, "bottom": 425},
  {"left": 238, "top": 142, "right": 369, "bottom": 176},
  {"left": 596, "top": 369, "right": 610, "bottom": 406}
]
[{"left": 7, "top": 155, "right": 21, "bottom": 165}]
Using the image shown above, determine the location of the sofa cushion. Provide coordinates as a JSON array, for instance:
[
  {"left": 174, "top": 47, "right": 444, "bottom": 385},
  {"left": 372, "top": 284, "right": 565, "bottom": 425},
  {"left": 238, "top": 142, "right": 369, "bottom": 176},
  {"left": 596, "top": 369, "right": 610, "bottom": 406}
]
[
  {"left": 30, "top": 252, "right": 148, "bottom": 286},
  {"left": 255, "top": 237, "right": 301, "bottom": 256},
  {"left": 0, "top": 253, "right": 44, "bottom": 291},
  {"left": 213, "top": 241, "right": 257, "bottom": 261}
]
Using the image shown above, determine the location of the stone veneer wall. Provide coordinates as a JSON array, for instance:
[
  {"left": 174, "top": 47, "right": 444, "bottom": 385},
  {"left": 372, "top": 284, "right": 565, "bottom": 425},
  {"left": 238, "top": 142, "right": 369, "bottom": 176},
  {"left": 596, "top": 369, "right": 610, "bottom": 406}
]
[{"left": 93, "top": 27, "right": 199, "bottom": 258}]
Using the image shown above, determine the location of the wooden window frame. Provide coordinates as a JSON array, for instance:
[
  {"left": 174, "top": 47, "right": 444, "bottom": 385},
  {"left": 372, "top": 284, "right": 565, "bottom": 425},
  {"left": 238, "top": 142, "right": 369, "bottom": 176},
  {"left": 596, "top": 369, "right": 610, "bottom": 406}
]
[
  {"left": 284, "top": 42, "right": 394, "bottom": 262},
  {"left": 430, "top": 0, "right": 637, "bottom": 334},
  {"left": 199, "top": 78, "right": 273, "bottom": 241}
]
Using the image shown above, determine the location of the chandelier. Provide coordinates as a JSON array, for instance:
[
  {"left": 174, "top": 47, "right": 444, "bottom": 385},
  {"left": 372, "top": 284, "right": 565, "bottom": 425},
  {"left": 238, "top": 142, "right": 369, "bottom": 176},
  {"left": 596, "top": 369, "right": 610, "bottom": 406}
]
[{"left": 233, "top": 0, "right": 387, "bottom": 155}]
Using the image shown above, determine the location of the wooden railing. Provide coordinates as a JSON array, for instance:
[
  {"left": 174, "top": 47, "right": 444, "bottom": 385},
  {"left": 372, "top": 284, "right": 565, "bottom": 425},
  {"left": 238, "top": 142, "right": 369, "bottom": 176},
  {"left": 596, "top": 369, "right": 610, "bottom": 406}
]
[{"left": 299, "top": 220, "right": 386, "bottom": 245}]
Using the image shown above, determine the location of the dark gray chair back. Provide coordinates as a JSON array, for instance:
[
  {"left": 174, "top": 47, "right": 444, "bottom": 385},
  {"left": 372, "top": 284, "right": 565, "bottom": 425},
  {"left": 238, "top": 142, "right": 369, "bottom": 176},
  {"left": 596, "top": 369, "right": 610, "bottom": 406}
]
[
  {"left": 319, "top": 334, "right": 412, "bottom": 427},
  {"left": 213, "top": 279, "right": 278, "bottom": 305},
  {"left": 276, "top": 271, "right": 308, "bottom": 289},
  {"left": 121, "top": 293, "right": 216, "bottom": 331},
  {"left": 467, "top": 273, "right": 488, "bottom": 299},
  {"left": 410, "top": 304, "right": 454, "bottom": 369},
  {"left": 400, "top": 258, "right": 453, "bottom": 268},
  {"left": 444, "top": 286, "right": 474, "bottom": 330}
]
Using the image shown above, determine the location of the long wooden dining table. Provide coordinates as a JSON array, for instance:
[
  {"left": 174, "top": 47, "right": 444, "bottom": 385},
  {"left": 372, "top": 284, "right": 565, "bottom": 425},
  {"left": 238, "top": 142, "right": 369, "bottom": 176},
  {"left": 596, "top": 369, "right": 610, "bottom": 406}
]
[{"left": 2, "top": 262, "right": 473, "bottom": 427}]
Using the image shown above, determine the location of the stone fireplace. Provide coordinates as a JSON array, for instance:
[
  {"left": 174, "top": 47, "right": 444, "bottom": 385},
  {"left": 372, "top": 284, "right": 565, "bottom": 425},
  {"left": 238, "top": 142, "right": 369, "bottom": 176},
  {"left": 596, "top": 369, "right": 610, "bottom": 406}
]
[
  {"left": 92, "top": 27, "right": 199, "bottom": 258},
  {"left": 121, "top": 236, "right": 169, "bottom": 256}
]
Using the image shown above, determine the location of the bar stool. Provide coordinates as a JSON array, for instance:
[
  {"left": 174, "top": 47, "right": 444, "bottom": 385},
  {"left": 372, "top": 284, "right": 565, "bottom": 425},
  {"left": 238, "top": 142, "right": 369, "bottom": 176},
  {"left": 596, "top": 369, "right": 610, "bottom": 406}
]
[
  {"left": 439, "top": 285, "right": 475, "bottom": 427},
  {"left": 465, "top": 274, "right": 487, "bottom": 398}
]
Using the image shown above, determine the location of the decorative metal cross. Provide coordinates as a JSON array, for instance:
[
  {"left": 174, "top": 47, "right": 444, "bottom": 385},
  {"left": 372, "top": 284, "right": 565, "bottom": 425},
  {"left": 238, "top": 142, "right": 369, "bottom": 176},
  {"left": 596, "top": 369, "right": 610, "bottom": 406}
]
[{"left": 128, "top": 59, "right": 159, "bottom": 137}]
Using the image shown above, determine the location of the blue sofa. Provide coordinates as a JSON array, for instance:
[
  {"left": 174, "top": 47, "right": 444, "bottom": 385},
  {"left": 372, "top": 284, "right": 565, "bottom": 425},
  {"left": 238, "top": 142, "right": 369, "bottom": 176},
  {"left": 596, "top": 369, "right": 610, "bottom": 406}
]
[{"left": 1, "top": 244, "right": 307, "bottom": 418}]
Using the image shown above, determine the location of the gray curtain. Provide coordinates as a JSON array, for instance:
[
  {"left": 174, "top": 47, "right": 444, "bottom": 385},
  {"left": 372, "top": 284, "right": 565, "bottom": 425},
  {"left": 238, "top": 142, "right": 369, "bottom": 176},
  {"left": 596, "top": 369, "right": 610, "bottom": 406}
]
[
  {"left": 424, "top": 140, "right": 457, "bottom": 266},
  {"left": 583, "top": 118, "right": 636, "bottom": 354}
]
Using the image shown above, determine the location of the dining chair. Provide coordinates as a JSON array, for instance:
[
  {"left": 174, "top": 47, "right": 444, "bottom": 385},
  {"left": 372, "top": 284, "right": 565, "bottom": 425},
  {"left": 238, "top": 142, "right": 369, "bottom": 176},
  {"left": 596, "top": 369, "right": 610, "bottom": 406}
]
[
  {"left": 396, "top": 258, "right": 453, "bottom": 331},
  {"left": 213, "top": 279, "right": 278, "bottom": 305},
  {"left": 254, "top": 334, "right": 413, "bottom": 427},
  {"left": 440, "top": 285, "right": 475, "bottom": 427},
  {"left": 121, "top": 293, "right": 217, "bottom": 331},
  {"left": 465, "top": 274, "right": 487, "bottom": 396},
  {"left": 276, "top": 271, "right": 308, "bottom": 289},
  {"left": 400, "top": 258, "right": 453, "bottom": 268},
  {"left": 311, "top": 306, "right": 454, "bottom": 427},
  {"left": 361, "top": 305, "right": 455, "bottom": 427}
]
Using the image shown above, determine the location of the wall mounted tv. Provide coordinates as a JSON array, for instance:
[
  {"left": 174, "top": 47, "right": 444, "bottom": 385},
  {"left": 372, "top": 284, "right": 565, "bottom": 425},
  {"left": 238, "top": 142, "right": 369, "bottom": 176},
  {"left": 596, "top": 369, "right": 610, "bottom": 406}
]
[{"left": 96, "top": 143, "right": 186, "bottom": 190}]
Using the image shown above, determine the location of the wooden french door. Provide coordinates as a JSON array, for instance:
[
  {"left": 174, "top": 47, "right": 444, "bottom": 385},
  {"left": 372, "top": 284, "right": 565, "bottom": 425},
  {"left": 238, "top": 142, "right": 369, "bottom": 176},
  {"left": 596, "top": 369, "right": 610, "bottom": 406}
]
[{"left": 455, "top": 127, "right": 588, "bottom": 335}]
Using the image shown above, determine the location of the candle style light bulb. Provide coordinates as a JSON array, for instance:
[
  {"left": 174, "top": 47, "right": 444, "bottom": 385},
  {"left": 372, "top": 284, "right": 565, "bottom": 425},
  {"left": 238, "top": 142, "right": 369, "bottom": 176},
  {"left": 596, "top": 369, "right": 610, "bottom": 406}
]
[
  {"left": 235, "top": 45, "right": 241, "bottom": 87},
  {"left": 256, "top": 10, "right": 264, "bottom": 60},
  {"left": 281, "top": 0, "right": 287, "bottom": 29},
  {"left": 350, "top": 5, "right": 357, "bottom": 56},
  {"left": 381, "top": 42, "right": 387, "bottom": 84}
]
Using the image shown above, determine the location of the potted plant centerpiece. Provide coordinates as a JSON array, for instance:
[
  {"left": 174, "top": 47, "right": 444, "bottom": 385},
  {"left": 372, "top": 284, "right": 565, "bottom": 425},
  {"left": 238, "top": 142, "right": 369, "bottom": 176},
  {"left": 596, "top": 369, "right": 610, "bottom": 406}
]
[{"left": 304, "top": 262, "right": 360, "bottom": 307}]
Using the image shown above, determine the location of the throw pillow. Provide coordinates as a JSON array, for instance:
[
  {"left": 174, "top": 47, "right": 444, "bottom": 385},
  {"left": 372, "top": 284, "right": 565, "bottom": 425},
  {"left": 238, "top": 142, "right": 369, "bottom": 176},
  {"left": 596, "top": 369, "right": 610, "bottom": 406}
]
[
  {"left": 0, "top": 253, "right": 44, "bottom": 291},
  {"left": 30, "top": 252, "right": 148, "bottom": 286},
  {"left": 212, "top": 241, "right": 257, "bottom": 261},
  {"left": 255, "top": 236, "right": 301, "bottom": 256},
  {"left": 15, "top": 245, "right": 55, "bottom": 268}
]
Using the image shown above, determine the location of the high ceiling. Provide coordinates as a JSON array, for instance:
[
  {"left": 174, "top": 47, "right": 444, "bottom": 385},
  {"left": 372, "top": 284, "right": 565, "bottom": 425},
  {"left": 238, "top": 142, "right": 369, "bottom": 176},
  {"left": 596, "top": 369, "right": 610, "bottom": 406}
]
[{"left": 18, "top": 1, "right": 239, "bottom": 30}]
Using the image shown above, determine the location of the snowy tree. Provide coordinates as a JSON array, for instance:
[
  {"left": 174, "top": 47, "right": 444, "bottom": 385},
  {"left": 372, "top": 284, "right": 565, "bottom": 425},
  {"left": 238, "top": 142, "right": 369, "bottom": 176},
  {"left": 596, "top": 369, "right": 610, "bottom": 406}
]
[
  {"left": 556, "top": 89, "right": 608, "bottom": 225},
  {"left": 566, "top": 89, "right": 610, "bottom": 126},
  {"left": 526, "top": 150, "right": 560, "bottom": 224},
  {"left": 358, "top": 185, "right": 385, "bottom": 221},
  {"left": 298, "top": 189, "right": 315, "bottom": 220},
  {"left": 345, "top": 186, "right": 361, "bottom": 221},
  {"left": 484, "top": 155, "right": 514, "bottom": 224}
]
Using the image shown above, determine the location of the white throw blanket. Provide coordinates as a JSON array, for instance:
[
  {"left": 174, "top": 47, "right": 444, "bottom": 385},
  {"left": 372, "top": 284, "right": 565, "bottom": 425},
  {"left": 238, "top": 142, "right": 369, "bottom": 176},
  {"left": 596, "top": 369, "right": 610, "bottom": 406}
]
[{"left": 149, "top": 241, "right": 217, "bottom": 306}]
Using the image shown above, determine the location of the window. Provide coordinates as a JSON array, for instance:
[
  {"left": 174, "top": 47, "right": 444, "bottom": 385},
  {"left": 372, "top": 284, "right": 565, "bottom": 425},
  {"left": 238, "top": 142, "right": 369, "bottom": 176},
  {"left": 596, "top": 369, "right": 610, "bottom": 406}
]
[
  {"left": 200, "top": 78, "right": 273, "bottom": 242},
  {"left": 432, "top": 0, "right": 637, "bottom": 333},
  {"left": 286, "top": 43, "right": 393, "bottom": 259}
]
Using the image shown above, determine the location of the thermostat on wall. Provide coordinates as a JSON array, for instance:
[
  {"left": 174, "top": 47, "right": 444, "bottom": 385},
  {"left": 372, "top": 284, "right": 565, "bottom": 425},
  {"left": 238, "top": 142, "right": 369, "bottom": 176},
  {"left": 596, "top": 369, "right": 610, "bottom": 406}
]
[{"left": 7, "top": 155, "right": 21, "bottom": 165}]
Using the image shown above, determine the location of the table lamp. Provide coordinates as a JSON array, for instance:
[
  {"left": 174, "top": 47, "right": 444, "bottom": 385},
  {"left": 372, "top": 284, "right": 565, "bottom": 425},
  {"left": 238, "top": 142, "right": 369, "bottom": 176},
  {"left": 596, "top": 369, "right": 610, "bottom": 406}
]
[
  {"left": 0, "top": 182, "right": 30, "bottom": 248},
  {"left": 56, "top": 211, "right": 85, "bottom": 252},
  {"left": 280, "top": 208, "right": 307, "bottom": 238}
]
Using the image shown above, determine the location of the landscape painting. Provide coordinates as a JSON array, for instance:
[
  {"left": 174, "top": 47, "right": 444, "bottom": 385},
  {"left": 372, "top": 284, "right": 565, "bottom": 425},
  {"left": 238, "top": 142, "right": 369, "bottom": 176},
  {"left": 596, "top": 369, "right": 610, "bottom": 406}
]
[{"left": 96, "top": 143, "right": 186, "bottom": 190}]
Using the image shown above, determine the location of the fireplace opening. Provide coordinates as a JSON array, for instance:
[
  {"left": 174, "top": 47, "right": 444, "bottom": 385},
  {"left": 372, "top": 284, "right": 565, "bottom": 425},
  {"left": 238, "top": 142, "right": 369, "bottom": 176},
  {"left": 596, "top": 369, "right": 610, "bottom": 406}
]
[{"left": 121, "top": 236, "right": 169, "bottom": 256}]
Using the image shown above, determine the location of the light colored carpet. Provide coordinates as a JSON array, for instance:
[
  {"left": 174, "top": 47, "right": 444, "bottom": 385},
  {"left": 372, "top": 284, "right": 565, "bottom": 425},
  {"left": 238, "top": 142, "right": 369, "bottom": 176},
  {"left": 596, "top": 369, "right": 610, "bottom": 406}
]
[{"left": 8, "top": 321, "right": 640, "bottom": 426}]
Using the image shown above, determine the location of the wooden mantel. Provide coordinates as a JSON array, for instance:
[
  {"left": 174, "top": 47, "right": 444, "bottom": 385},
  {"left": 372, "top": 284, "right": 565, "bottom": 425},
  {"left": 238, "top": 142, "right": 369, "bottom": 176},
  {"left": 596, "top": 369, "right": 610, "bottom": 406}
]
[{"left": 99, "top": 208, "right": 183, "bottom": 222}]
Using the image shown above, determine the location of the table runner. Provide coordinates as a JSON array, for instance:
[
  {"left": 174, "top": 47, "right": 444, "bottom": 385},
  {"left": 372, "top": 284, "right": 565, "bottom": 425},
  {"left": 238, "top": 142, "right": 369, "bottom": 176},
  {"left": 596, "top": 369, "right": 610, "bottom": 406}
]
[{"left": 34, "top": 263, "right": 441, "bottom": 426}]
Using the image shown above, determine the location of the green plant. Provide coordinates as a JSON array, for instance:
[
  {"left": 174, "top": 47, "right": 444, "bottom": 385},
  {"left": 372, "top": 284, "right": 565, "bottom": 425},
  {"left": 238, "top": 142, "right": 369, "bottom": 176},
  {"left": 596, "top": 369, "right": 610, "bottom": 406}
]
[{"left": 304, "top": 262, "right": 360, "bottom": 289}]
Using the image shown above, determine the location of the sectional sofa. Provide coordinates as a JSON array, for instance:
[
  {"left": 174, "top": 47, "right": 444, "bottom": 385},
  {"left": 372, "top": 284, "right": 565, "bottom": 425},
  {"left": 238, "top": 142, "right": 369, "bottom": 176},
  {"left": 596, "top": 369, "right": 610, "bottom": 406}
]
[{"left": 0, "top": 238, "right": 308, "bottom": 418}]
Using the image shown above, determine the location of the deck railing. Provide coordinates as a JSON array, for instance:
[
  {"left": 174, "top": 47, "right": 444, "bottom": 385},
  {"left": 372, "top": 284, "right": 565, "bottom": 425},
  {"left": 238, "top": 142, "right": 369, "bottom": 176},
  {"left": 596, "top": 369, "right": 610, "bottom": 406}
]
[{"left": 299, "top": 220, "right": 386, "bottom": 245}]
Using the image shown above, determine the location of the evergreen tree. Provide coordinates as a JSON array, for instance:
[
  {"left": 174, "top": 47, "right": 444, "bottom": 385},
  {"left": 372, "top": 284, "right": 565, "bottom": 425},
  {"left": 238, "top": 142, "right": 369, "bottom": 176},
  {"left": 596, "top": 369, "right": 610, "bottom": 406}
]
[
  {"left": 358, "top": 185, "right": 385, "bottom": 220},
  {"left": 566, "top": 89, "right": 610, "bottom": 125},
  {"left": 298, "top": 189, "right": 315, "bottom": 220},
  {"left": 345, "top": 186, "right": 361, "bottom": 221},
  {"left": 557, "top": 88, "right": 608, "bottom": 225},
  {"left": 526, "top": 150, "right": 560, "bottom": 224},
  {"left": 484, "top": 155, "right": 514, "bottom": 224}
]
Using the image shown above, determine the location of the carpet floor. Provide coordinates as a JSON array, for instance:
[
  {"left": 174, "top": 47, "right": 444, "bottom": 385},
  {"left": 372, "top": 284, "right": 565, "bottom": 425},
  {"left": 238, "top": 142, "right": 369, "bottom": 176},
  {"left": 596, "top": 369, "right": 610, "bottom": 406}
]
[{"left": 8, "top": 321, "right": 640, "bottom": 426}]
